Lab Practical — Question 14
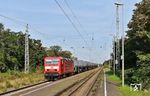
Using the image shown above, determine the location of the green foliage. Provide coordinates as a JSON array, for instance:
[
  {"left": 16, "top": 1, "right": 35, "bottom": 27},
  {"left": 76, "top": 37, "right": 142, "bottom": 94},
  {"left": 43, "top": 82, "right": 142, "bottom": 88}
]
[
  {"left": 59, "top": 50, "right": 72, "bottom": 58},
  {"left": 0, "top": 71, "right": 44, "bottom": 93},
  {"left": 103, "top": 60, "right": 110, "bottom": 68},
  {"left": 119, "top": 85, "right": 150, "bottom": 96},
  {"left": 106, "top": 70, "right": 150, "bottom": 96},
  {"left": 48, "top": 45, "right": 62, "bottom": 56},
  {"left": 0, "top": 23, "right": 46, "bottom": 72},
  {"left": 47, "top": 45, "right": 72, "bottom": 58},
  {"left": 122, "top": 0, "right": 150, "bottom": 90},
  {"left": 0, "top": 23, "right": 73, "bottom": 72},
  {"left": 0, "top": 23, "right": 4, "bottom": 32},
  {"left": 125, "top": 0, "right": 150, "bottom": 68},
  {"left": 137, "top": 53, "right": 150, "bottom": 65},
  {"left": 127, "top": 0, "right": 150, "bottom": 36},
  {"left": 106, "top": 70, "right": 121, "bottom": 84},
  {"left": 124, "top": 31, "right": 150, "bottom": 69}
]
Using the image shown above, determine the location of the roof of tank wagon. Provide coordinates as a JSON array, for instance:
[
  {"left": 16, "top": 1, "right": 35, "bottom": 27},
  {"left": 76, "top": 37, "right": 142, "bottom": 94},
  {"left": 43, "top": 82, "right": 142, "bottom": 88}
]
[
  {"left": 73, "top": 60, "right": 97, "bottom": 67},
  {"left": 73, "top": 60, "right": 85, "bottom": 66}
]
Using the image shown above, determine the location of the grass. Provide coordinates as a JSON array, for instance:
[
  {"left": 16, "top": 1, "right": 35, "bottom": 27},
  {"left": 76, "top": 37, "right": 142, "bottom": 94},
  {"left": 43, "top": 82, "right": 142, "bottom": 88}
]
[
  {"left": 0, "top": 69, "right": 98, "bottom": 94},
  {"left": 105, "top": 70, "right": 121, "bottom": 84},
  {"left": 0, "top": 70, "right": 44, "bottom": 93},
  {"left": 119, "top": 85, "right": 150, "bottom": 96},
  {"left": 105, "top": 69, "right": 150, "bottom": 96}
]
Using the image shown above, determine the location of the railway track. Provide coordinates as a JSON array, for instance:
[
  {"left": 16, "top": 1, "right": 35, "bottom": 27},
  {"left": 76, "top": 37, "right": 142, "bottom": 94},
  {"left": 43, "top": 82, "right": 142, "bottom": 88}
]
[
  {"left": 0, "top": 68, "right": 101, "bottom": 96},
  {"left": 54, "top": 67, "right": 103, "bottom": 96},
  {"left": 0, "top": 80, "right": 51, "bottom": 96},
  {"left": 0, "top": 72, "right": 82, "bottom": 95}
]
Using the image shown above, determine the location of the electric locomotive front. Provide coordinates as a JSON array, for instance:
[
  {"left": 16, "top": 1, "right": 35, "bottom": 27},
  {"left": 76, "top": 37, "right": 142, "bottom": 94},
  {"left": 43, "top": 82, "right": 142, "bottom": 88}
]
[{"left": 44, "top": 57, "right": 62, "bottom": 80}]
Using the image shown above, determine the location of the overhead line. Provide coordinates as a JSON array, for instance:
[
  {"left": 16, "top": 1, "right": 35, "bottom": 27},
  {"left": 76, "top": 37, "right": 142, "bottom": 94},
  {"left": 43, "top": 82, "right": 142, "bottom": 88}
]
[
  {"left": 0, "top": 13, "right": 89, "bottom": 45},
  {"left": 64, "top": 0, "right": 97, "bottom": 56},
  {"left": 0, "top": 14, "right": 52, "bottom": 40},
  {"left": 54, "top": 0, "right": 89, "bottom": 46},
  {"left": 0, "top": 14, "right": 27, "bottom": 26},
  {"left": 64, "top": 0, "right": 90, "bottom": 38}
]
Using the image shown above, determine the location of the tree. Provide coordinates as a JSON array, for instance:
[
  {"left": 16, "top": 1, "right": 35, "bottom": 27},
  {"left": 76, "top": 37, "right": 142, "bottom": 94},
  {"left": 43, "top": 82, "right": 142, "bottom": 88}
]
[
  {"left": 124, "top": 0, "right": 150, "bottom": 89},
  {"left": 127, "top": 0, "right": 150, "bottom": 37},
  {"left": 0, "top": 23, "right": 72, "bottom": 73},
  {"left": 0, "top": 23, "right": 47, "bottom": 72},
  {"left": 0, "top": 23, "right": 4, "bottom": 32},
  {"left": 60, "top": 51, "right": 72, "bottom": 58},
  {"left": 49, "top": 45, "right": 62, "bottom": 56},
  {"left": 46, "top": 45, "right": 72, "bottom": 58}
]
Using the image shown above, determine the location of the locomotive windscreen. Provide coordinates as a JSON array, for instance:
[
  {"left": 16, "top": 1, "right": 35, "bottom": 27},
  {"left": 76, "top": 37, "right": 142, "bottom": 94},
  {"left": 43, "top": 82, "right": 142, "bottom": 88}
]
[{"left": 45, "top": 59, "right": 59, "bottom": 64}]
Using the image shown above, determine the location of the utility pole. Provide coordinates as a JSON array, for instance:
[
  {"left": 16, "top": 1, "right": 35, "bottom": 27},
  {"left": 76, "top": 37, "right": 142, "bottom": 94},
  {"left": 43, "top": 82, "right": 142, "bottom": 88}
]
[
  {"left": 113, "top": 35, "right": 116, "bottom": 75},
  {"left": 109, "top": 54, "right": 111, "bottom": 69},
  {"left": 25, "top": 24, "right": 29, "bottom": 73},
  {"left": 121, "top": 4, "right": 125, "bottom": 87},
  {"left": 115, "top": 2, "right": 121, "bottom": 69},
  {"left": 115, "top": 2, "right": 124, "bottom": 87}
]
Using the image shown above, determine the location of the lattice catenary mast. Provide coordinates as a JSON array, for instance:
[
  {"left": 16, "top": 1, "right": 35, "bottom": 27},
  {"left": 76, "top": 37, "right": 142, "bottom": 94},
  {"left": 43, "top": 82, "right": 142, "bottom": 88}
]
[{"left": 25, "top": 24, "right": 29, "bottom": 73}]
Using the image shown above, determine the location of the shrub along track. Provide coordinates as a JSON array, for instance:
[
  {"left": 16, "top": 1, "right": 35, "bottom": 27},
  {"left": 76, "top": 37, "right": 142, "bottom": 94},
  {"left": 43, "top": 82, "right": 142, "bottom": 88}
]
[{"left": 54, "top": 67, "right": 103, "bottom": 96}]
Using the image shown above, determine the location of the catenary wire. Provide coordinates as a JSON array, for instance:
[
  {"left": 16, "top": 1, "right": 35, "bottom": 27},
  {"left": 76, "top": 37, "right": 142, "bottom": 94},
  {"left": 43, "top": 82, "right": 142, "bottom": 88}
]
[
  {"left": 54, "top": 0, "right": 89, "bottom": 47},
  {"left": 63, "top": 0, "right": 90, "bottom": 39}
]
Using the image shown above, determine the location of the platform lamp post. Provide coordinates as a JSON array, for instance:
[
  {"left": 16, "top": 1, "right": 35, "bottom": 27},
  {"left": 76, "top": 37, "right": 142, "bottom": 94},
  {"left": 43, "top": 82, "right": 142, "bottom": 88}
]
[
  {"left": 115, "top": 2, "right": 124, "bottom": 87},
  {"left": 121, "top": 3, "right": 125, "bottom": 87}
]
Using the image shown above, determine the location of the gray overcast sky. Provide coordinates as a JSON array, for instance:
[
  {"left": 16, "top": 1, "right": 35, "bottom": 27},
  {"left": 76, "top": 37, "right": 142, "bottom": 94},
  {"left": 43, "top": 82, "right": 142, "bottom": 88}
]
[{"left": 0, "top": 0, "right": 141, "bottom": 63}]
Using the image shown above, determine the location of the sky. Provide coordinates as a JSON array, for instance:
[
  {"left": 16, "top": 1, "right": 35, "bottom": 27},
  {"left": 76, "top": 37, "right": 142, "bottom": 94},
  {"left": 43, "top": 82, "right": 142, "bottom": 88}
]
[{"left": 0, "top": 0, "right": 141, "bottom": 63}]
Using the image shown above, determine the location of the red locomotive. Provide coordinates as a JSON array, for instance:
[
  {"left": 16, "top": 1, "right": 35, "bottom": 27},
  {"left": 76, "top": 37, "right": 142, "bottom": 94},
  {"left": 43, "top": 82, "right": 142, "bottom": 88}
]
[{"left": 44, "top": 57, "right": 74, "bottom": 80}]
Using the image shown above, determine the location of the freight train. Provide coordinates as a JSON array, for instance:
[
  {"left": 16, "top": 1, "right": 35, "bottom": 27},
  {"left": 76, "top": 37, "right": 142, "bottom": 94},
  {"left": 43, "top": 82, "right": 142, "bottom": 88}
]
[{"left": 44, "top": 56, "right": 98, "bottom": 80}]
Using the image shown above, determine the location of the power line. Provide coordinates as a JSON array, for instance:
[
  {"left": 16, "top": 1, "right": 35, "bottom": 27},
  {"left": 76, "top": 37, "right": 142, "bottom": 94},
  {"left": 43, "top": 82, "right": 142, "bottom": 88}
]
[
  {"left": 0, "top": 13, "right": 89, "bottom": 51},
  {"left": 0, "top": 14, "right": 53, "bottom": 41},
  {"left": 63, "top": 0, "right": 90, "bottom": 38},
  {"left": 0, "top": 14, "right": 27, "bottom": 26},
  {"left": 54, "top": 0, "right": 89, "bottom": 46},
  {"left": 63, "top": 0, "right": 93, "bottom": 55},
  {"left": 0, "top": 0, "right": 91, "bottom": 52}
]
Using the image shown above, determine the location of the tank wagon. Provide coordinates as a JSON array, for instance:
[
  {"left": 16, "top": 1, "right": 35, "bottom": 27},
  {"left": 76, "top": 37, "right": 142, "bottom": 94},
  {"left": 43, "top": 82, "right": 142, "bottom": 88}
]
[{"left": 73, "top": 59, "right": 98, "bottom": 73}]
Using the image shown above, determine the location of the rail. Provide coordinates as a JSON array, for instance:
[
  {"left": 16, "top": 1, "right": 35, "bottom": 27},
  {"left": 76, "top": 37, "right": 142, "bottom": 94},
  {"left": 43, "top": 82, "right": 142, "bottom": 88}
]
[
  {"left": 54, "top": 67, "right": 103, "bottom": 96},
  {"left": 0, "top": 80, "right": 49, "bottom": 95}
]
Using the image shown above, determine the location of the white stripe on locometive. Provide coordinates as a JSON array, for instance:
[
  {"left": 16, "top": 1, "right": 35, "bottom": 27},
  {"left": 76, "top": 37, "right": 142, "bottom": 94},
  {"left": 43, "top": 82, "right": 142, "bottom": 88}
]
[
  {"left": 45, "top": 66, "right": 59, "bottom": 69},
  {"left": 104, "top": 70, "right": 107, "bottom": 96}
]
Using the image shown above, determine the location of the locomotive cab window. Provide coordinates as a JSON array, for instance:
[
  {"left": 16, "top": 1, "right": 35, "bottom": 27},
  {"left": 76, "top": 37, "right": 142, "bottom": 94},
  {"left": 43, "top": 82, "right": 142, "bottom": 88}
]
[{"left": 45, "top": 59, "right": 59, "bottom": 64}]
